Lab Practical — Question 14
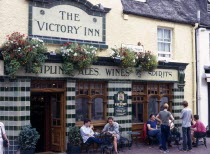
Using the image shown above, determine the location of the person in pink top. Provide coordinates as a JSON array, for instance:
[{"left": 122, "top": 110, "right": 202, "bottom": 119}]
[{"left": 191, "top": 115, "right": 206, "bottom": 147}]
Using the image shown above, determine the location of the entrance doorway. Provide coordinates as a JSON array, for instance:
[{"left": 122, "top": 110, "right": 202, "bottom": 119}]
[{"left": 30, "top": 80, "right": 66, "bottom": 153}]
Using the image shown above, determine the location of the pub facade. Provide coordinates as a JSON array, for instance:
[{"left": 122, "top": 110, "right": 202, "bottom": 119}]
[{"left": 0, "top": 0, "right": 197, "bottom": 153}]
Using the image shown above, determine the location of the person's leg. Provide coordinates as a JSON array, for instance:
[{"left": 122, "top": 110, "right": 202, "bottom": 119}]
[
  {"left": 187, "top": 127, "right": 192, "bottom": 150},
  {"left": 165, "top": 126, "right": 170, "bottom": 148},
  {"left": 86, "top": 137, "right": 109, "bottom": 145},
  {"left": 113, "top": 136, "right": 118, "bottom": 153},
  {"left": 148, "top": 129, "right": 162, "bottom": 146},
  {"left": 192, "top": 131, "right": 196, "bottom": 144},
  {"left": 168, "top": 130, "right": 172, "bottom": 147},
  {"left": 161, "top": 125, "right": 167, "bottom": 151},
  {"left": 182, "top": 127, "right": 187, "bottom": 150}
]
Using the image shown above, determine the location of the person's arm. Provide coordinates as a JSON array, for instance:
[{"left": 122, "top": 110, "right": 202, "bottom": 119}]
[
  {"left": 102, "top": 124, "right": 107, "bottom": 133},
  {"left": 1, "top": 125, "right": 10, "bottom": 146},
  {"left": 155, "top": 114, "right": 162, "bottom": 123},
  {"left": 147, "top": 124, "right": 155, "bottom": 130},
  {"left": 169, "top": 114, "right": 174, "bottom": 122},
  {"left": 180, "top": 110, "right": 184, "bottom": 119},
  {"left": 80, "top": 127, "right": 93, "bottom": 137},
  {"left": 191, "top": 122, "right": 197, "bottom": 129}
]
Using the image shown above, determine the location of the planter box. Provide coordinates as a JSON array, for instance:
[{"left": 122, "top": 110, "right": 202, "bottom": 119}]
[
  {"left": 67, "top": 142, "right": 81, "bottom": 154},
  {"left": 20, "top": 150, "right": 35, "bottom": 154}
]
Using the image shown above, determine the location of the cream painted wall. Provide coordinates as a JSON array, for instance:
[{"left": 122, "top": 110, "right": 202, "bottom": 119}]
[{"left": 0, "top": 0, "right": 195, "bottom": 112}]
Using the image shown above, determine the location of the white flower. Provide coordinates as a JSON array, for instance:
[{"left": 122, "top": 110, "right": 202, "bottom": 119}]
[
  {"left": 74, "top": 53, "right": 77, "bottom": 56},
  {"left": 36, "top": 44, "right": 38, "bottom": 47},
  {"left": 33, "top": 46, "right": 35, "bottom": 48},
  {"left": 61, "top": 47, "right": 64, "bottom": 49},
  {"left": 18, "top": 47, "right": 21, "bottom": 50},
  {"left": 133, "top": 59, "right": 136, "bottom": 63}
]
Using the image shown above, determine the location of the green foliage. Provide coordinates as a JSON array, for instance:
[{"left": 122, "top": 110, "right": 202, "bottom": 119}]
[
  {"left": 57, "top": 42, "right": 98, "bottom": 76},
  {"left": 111, "top": 47, "right": 158, "bottom": 72},
  {"left": 135, "top": 51, "right": 158, "bottom": 72},
  {"left": 0, "top": 32, "right": 48, "bottom": 78},
  {"left": 17, "top": 125, "right": 40, "bottom": 150},
  {"left": 111, "top": 47, "right": 136, "bottom": 73},
  {"left": 68, "top": 126, "right": 81, "bottom": 146}
]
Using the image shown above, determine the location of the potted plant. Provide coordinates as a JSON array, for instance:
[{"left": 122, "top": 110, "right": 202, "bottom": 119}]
[
  {"left": 17, "top": 125, "right": 40, "bottom": 154},
  {"left": 56, "top": 42, "right": 98, "bottom": 76},
  {"left": 67, "top": 126, "right": 82, "bottom": 154}
]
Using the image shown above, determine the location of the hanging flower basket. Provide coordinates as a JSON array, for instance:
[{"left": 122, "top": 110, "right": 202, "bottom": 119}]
[
  {"left": 0, "top": 32, "right": 48, "bottom": 78},
  {"left": 110, "top": 46, "right": 158, "bottom": 72},
  {"left": 135, "top": 51, "right": 158, "bottom": 72},
  {"left": 110, "top": 47, "right": 136, "bottom": 72},
  {"left": 56, "top": 42, "right": 98, "bottom": 76}
]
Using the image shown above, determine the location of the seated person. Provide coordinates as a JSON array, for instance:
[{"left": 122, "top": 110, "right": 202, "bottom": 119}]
[
  {"left": 102, "top": 117, "right": 120, "bottom": 154},
  {"left": 191, "top": 115, "right": 206, "bottom": 147},
  {"left": 168, "top": 120, "right": 181, "bottom": 147},
  {"left": 80, "top": 119, "right": 110, "bottom": 145},
  {"left": 147, "top": 114, "right": 162, "bottom": 148}
]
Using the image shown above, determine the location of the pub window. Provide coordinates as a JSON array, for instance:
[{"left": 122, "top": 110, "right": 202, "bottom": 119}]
[
  {"left": 160, "top": 97, "right": 169, "bottom": 111},
  {"left": 157, "top": 27, "right": 172, "bottom": 59},
  {"left": 132, "top": 96, "right": 145, "bottom": 123},
  {"left": 75, "top": 81, "right": 107, "bottom": 123},
  {"left": 132, "top": 83, "right": 172, "bottom": 124},
  {"left": 148, "top": 97, "right": 158, "bottom": 117}
]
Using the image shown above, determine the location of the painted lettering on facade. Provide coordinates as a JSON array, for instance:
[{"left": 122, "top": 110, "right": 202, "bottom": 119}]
[{"left": 31, "top": 5, "right": 103, "bottom": 42}]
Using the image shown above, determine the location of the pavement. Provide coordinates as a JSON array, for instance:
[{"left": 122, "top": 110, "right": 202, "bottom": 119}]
[
  {"left": 36, "top": 138, "right": 210, "bottom": 154},
  {"left": 81, "top": 138, "right": 210, "bottom": 154}
]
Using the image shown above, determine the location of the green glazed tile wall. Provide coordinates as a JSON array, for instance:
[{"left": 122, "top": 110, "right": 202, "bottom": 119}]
[{"left": 0, "top": 79, "right": 31, "bottom": 154}]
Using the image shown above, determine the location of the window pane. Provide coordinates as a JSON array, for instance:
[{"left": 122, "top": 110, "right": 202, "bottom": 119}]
[
  {"left": 76, "top": 98, "right": 88, "bottom": 121},
  {"left": 92, "top": 98, "right": 104, "bottom": 121},
  {"left": 132, "top": 103, "right": 143, "bottom": 123},
  {"left": 148, "top": 97, "right": 158, "bottom": 119},
  {"left": 164, "top": 43, "right": 170, "bottom": 52},
  {"left": 164, "top": 29, "right": 171, "bottom": 41},
  {"left": 160, "top": 97, "right": 169, "bottom": 111},
  {"left": 158, "top": 28, "right": 163, "bottom": 41},
  {"left": 158, "top": 42, "right": 165, "bottom": 51}
]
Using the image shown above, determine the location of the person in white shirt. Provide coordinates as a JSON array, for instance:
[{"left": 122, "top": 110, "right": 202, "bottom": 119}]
[
  {"left": 0, "top": 122, "right": 10, "bottom": 154},
  {"left": 80, "top": 119, "right": 109, "bottom": 145}
]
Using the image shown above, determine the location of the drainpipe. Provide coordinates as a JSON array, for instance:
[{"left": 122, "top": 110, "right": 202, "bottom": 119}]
[{"left": 192, "top": 23, "right": 199, "bottom": 114}]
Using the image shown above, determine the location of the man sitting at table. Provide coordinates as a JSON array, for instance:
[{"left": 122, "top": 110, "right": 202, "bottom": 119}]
[
  {"left": 191, "top": 115, "right": 206, "bottom": 147},
  {"left": 102, "top": 117, "right": 120, "bottom": 154},
  {"left": 80, "top": 119, "right": 110, "bottom": 145},
  {"left": 147, "top": 114, "right": 162, "bottom": 149}
]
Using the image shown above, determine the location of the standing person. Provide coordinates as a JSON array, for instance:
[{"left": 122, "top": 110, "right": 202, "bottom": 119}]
[
  {"left": 0, "top": 122, "right": 10, "bottom": 154},
  {"left": 147, "top": 114, "right": 162, "bottom": 149},
  {"left": 156, "top": 103, "right": 174, "bottom": 153},
  {"left": 179, "top": 101, "right": 192, "bottom": 152},
  {"left": 102, "top": 117, "right": 120, "bottom": 154},
  {"left": 80, "top": 119, "right": 109, "bottom": 145},
  {"left": 191, "top": 115, "right": 206, "bottom": 147}
]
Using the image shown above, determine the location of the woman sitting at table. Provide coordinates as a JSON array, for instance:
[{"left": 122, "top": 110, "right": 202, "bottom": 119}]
[{"left": 80, "top": 119, "right": 110, "bottom": 145}]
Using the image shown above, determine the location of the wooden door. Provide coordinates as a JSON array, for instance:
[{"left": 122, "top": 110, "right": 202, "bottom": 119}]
[{"left": 50, "top": 93, "right": 64, "bottom": 152}]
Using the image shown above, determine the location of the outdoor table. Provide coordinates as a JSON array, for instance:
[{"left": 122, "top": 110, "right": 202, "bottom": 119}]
[{"left": 127, "top": 132, "right": 141, "bottom": 147}]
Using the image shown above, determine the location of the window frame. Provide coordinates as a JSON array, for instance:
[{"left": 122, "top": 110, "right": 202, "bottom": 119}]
[
  {"left": 75, "top": 81, "right": 107, "bottom": 126},
  {"left": 132, "top": 83, "right": 173, "bottom": 125},
  {"left": 157, "top": 27, "right": 173, "bottom": 60}
]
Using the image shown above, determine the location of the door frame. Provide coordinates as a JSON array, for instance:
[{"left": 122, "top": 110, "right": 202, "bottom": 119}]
[{"left": 31, "top": 80, "right": 66, "bottom": 152}]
